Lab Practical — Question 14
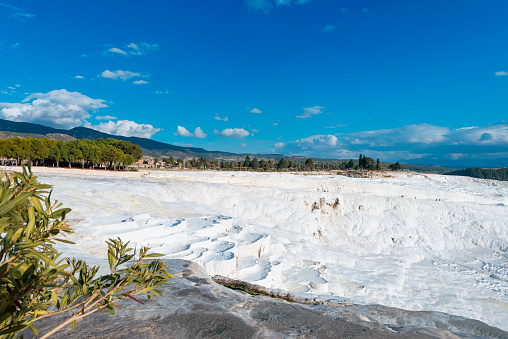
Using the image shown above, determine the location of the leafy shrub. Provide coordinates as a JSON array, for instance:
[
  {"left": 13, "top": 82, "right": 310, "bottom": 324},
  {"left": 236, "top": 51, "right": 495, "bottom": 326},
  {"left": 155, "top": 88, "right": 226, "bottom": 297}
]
[{"left": 0, "top": 164, "right": 173, "bottom": 338}]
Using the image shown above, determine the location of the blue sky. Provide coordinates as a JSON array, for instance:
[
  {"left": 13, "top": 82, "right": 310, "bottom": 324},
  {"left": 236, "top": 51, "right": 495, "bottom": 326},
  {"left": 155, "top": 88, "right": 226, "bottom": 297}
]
[{"left": 1, "top": 0, "right": 508, "bottom": 166}]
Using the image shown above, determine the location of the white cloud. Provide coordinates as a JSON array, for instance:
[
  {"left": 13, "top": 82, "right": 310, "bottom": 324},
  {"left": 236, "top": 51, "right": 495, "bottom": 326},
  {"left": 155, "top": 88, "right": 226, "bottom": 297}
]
[
  {"left": 7, "top": 87, "right": 15, "bottom": 90},
  {"left": 213, "top": 128, "right": 250, "bottom": 138},
  {"left": 342, "top": 124, "right": 448, "bottom": 147},
  {"left": 251, "top": 129, "right": 259, "bottom": 133},
  {"left": 274, "top": 142, "right": 284, "bottom": 148},
  {"left": 133, "top": 80, "right": 149, "bottom": 85},
  {"left": 245, "top": 0, "right": 310, "bottom": 11},
  {"left": 100, "top": 70, "right": 141, "bottom": 81},
  {"left": 249, "top": 108, "right": 262, "bottom": 114},
  {"left": 105, "top": 42, "right": 159, "bottom": 56},
  {"left": 325, "top": 124, "right": 346, "bottom": 128},
  {"left": 107, "top": 47, "right": 127, "bottom": 55},
  {"left": 126, "top": 42, "right": 159, "bottom": 55},
  {"left": 174, "top": 126, "right": 207, "bottom": 138},
  {"left": 74, "top": 75, "right": 84, "bottom": 79},
  {"left": 277, "top": 122, "right": 508, "bottom": 164},
  {"left": 175, "top": 126, "right": 192, "bottom": 137},
  {"left": 300, "top": 135, "right": 337, "bottom": 147},
  {"left": 15, "top": 85, "right": 20, "bottom": 87},
  {"left": 0, "top": 89, "right": 107, "bottom": 129},
  {"left": 495, "top": 71, "right": 508, "bottom": 76},
  {"left": 95, "top": 115, "right": 118, "bottom": 120},
  {"left": 194, "top": 127, "right": 207, "bottom": 138},
  {"left": 296, "top": 105, "right": 325, "bottom": 119},
  {"left": 86, "top": 120, "right": 161, "bottom": 139},
  {"left": 214, "top": 114, "right": 228, "bottom": 121},
  {"left": 323, "top": 25, "right": 335, "bottom": 33},
  {"left": 241, "top": 143, "right": 247, "bottom": 147},
  {"left": 155, "top": 90, "right": 171, "bottom": 94},
  {"left": 0, "top": 3, "right": 34, "bottom": 20}
]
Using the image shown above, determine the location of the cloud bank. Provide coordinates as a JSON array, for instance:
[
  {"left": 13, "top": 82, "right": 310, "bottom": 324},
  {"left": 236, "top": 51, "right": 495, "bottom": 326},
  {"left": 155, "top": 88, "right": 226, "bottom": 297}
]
[
  {"left": 86, "top": 120, "right": 161, "bottom": 139},
  {"left": 277, "top": 122, "right": 508, "bottom": 165},
  {"left": 0, "top": 89, "right": 107, "bottom": 129}
]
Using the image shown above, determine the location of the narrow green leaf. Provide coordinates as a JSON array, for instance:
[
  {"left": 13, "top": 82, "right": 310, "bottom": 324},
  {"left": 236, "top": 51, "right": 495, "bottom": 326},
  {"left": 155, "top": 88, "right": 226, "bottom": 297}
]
[
  {"left": 31, "top": 196, "right": 44, "bottom": 214},
  {"left": 11, "top": 227, "right": 24, "bottom": 242},
  {"left": 0, "top": 324, "right": 30, "bottom": 335},
  {"left": 29, "top": 324, "right": 39, "bottom": 336},
  {"left": 0, "top": 192, "right": 32, "bottom": 216},
  {"left": 25, "top": 206, "right": 36, "bottom": 238},
  {"left": 54, "top": 238, "right": 76, "bottom": 244}
]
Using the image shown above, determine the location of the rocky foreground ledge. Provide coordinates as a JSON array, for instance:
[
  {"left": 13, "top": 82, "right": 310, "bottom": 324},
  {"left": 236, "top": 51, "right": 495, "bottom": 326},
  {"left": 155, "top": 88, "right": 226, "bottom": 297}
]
[{"left": 27, "top": 260, "right": 508, "bottom": 339}]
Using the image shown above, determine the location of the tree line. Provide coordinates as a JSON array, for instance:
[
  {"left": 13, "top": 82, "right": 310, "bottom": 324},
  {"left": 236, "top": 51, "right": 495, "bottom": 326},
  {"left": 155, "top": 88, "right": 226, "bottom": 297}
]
[
  {"left": 159, "top": 154, "right": 401, "bottom": 172},
  {"left": 0, "top": 137, "right": 143, "bottom": 170},
  {"left": 448, "top": 167, "right": 508, "bottom": 181}
]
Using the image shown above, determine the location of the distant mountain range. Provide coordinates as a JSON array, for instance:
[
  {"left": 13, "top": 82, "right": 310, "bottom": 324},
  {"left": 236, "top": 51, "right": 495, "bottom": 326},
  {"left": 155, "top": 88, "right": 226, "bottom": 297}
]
[
  {"left": 0, "top": 119, "right": 469, "bottom": 171},
  {"left": 0, "top": 119, "right": 284, "bottom": 161}
]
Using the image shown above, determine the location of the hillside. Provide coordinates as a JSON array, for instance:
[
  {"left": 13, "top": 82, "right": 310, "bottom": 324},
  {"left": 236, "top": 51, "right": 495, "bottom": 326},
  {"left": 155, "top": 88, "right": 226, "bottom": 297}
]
[
  {"left": 0, "top": 119, "right": 290, "bottom": 161},
  {"left": 0, "top": 119, "right": 292, "bottom": 161},
  {"left": 0, "top": 119, "right": 455, "bottom": 172},
  {"left": 448, "top": 167, "right": 508, "bottom": 181}
]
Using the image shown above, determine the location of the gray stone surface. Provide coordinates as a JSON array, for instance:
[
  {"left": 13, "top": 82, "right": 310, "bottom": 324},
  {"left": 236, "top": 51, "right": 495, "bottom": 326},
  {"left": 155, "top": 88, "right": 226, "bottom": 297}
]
[{"left": 26, "top": 260, "right": 508, "bottom": 338}]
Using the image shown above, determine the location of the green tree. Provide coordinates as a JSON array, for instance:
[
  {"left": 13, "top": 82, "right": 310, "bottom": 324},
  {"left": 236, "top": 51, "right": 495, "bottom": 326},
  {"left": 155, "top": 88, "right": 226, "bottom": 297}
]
[
  {"left": 243, "top": 156, "right": 251, "bottom": 168},
  {"left": 364, "top": 157, "right": 376, "bottom": 170},
  {"left": 277, "top": 158, "right": 288, "bottom": 170},
  {"left": 251, "top": 157, "right": 260, "bottom": 170},
  {"left": 114, "top": 148, "right": 125, "bottom": 170},
  {"left": 123, "top": 154, "right": 136, "bottom": 168},
  {"left": 389, "top": 162, "right": 402, "bottom": 171},
  {"left": 100, "top": 145, "right": 117, "bottom": 169},
  {"left": 304, "top": 158, "right": 314, "bottom": 171},
  {"left": 66, "top": 145, "right": 83, "bottom": 168},
  {"left": 26, "top": 138, "right": 50, "bottom": 166},
  {"left": 376, "top": 158, "right": 381, "bottom": 171},
  {"left": 259, "top": 159, "right": 267, "bottom": 170},
  {"left": 0, "top": 165, "right": 173, "bottom": 338},
  {"left": 48, "top": 146, "right": 62, "bottom": 167}
]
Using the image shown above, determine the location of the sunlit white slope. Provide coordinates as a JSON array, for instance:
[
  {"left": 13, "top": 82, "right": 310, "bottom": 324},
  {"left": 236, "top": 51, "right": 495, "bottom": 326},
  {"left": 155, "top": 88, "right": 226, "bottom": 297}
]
[{"left": 40, "top": 171, "right": 508, "bottom": 331}]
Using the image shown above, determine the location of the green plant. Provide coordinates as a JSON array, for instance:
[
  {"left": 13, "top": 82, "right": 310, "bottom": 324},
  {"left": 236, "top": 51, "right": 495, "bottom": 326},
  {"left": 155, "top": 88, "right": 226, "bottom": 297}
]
[{"left": 0, "top": 164, "right": 173, "bottom": 338}]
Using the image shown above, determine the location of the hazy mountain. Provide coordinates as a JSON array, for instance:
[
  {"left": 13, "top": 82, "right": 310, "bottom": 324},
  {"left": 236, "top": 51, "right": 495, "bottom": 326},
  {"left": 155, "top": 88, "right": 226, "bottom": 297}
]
[{"left": 0, "top": 119, "right": 285, "bottom": 161}]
